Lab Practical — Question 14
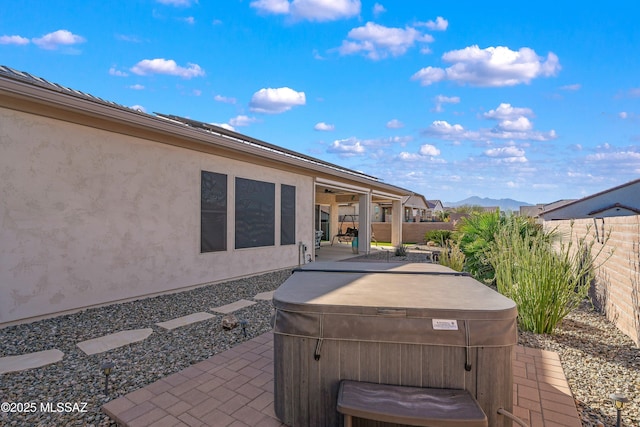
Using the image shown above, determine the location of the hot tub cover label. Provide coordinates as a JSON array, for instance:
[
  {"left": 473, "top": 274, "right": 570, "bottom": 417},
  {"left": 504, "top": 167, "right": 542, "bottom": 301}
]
[{"left": 432, "top": 319, "right": 458, "bottom": 330}]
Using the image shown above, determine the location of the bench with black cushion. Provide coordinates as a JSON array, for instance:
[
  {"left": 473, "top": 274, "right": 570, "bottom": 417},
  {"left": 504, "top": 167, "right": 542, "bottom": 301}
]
[{"left": 337, "top": 380, "right": 488, "bottom": 427}]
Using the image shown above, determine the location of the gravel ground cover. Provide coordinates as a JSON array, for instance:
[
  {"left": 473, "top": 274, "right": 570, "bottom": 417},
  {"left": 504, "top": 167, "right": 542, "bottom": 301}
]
[
  {"left": 1, "top": 252, "right": 639, "bottom": 427},
  {"left": 0, "top": 269, "right": 291, "bottom": 427}
]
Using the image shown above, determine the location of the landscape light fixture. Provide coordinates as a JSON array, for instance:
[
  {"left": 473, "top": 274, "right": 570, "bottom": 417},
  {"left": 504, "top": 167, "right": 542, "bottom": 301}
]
[
  {"left": 240, "top": 319, "right": 248, "bottom": 337},
  {"left": 610, "top": 391, "right": 629, "bottom": 427},
  {"left": 101, "top": 361, "right": 115, "bottom": 396}
]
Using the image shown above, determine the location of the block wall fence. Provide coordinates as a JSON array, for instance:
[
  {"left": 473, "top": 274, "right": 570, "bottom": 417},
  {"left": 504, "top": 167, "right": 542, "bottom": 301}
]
[
  {"left": 366, "top": 222, "right": 455, "bottom": 244},
  {"left": 544, "top": 215, "right": 640, "bottom": 346}
]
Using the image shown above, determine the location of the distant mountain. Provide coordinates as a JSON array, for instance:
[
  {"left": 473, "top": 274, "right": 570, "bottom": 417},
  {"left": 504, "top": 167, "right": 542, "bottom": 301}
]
[{"left": 444, "top": 196, "right": 532, "bottom": 212}]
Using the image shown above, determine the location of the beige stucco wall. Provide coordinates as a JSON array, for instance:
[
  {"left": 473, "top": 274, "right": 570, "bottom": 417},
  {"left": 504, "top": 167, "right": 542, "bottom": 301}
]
[{"left": 0, "top": 107, "right": 314, "bottom": 325}]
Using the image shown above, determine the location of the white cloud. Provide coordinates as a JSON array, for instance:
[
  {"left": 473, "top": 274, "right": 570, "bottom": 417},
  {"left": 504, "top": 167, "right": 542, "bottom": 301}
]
[
  {"left": 425, "top": 116, "right": 555, "bottom": 142},
  {"left": 130, "top": 58, "right": 205, "bottom": 78},
  {"left": 314, "top": 122, "right": 335, "bottom": 131},
  {"left": 0, "top": 35, "right": 30, "bottom": 45},
  {"left": 338, "top": 22, "right": 433, "bottom": 60},
  {"left": 412, "top": 45, "right": 561, "bottom": 87},
  {"left": 397, "top": 144, "right": 444, "bottom": 162},
  {"left": 483, "top": 103, "right": 534, "bottom": 120},
  {"left": 619, "top": 112, "right": 628, "bottom": 119},
  {"left": 419, "top": 144, "right": 441, "bottom": 156},
  {"left": 109, "top": 67, "right": 128, "bottom": 77},
  {"left": 484, "top": 146, "right": 526, "bottom": 162},
  {"left": 214, "top": 94, "right": 237, "bottom": 104},
  {"left": 211, "top": 122, "right": 236, "bottom": 131},
  {"left": 115, "top": 34, "right": 143, "bottom": 43},
  {"left": 410, "top": 66, "right": 445, "bottom": 85},
  {"left": 130, "top": 105, "right": 146, "bottom": 112},
  {"left": 128, "top": 84, "right": 145, "bottom": 90},
  {"left": 629, "top": 88, "right": 640, "bottom": 98},
  {"left": 251, "top": 0, "right": 360, "bottom": 21},
  {"left": 229, "top": 115, "right": 258, "bottom": 126},
  {"left": 433, "top": 94, "right": 460, "bottom": 112},
  {"left": 497, "top": 117, "right": 533, "bottom": 132},
  {"left": 398, "top": 152, "right": 422, "bottom": 161},
  {"left": 249, "top": 87, "right": 306, "bottom": 113},
  {"left": 560, "top": 83, "right": 581, "bottom": 91},
  {"left": 156, "top": 0, "right": 194, "bottom": 6},
  {"left": 373, "top": 3, "right": 386, "bottom": 16},
  {"left": 421, "top": 16, "right": 448, "bottom": 31},
  {"left": 327, "top": 137, "right": 366, "bottom": 157},
  {"left": 386, "top": 119, "right": 404, "bottom": 129},
  {"left": 250, "top": 0, "right": 290, "bottom": 14},
  {"left": 181, "top": 16, "right": 196, "bottom": 24},
  {"left": 32, "top": 30, "right": 85, "bottom": 50},
  {"left": 427, "top": 120, "right": 466, "bottom": 136}
]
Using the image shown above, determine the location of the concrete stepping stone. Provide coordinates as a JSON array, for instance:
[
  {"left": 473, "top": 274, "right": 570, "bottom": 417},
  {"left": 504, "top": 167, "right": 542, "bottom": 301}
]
[
  {"left": 211, "top": 299, "right": 256, "bottom": 314},
  {"left": 155, "top": 312, "right": 214, "bottom": 330},
  {"left": 253, "top": 291, "right": 275, "bottom": 301},
  {"left": 0, "top": 349, "right": 64, "bottom": 374},
  {"left": 76, "top": 328, "right": 153, "bottom": 355}
]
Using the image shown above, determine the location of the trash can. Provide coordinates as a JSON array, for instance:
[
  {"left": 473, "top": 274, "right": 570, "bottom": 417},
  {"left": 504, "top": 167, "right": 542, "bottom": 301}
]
[{"left": 273, "top": 262, "right": 517, "bottom": 427}]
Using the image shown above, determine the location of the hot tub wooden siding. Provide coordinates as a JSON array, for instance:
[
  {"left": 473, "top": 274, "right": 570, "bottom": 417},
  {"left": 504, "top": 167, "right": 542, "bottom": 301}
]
[{"left": 274, "top": 337, "right": 513, "bottom": 427}]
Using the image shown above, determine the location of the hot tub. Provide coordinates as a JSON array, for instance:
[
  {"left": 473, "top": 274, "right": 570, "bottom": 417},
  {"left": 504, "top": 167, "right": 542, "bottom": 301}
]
[{"left": 272, "top": 262, "right": 517, "bottom": 427}]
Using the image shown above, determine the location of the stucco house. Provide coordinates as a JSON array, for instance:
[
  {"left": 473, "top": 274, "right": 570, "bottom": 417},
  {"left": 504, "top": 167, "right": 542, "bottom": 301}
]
[
  {"left": 0, "top": 66, "right": 413, "bottom": 327},
  {"left": 402, "top": 194, "right": 429, "bottom": 222},
  {"left": 540, "top": 178, "right": 640, "bottom": 220},
  {"left": 426, "top": 199, "right": 445, "bottom": 221}
]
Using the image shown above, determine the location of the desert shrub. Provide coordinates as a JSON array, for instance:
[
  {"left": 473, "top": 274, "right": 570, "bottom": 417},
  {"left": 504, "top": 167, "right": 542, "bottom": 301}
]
[
  {"left": 394, "top": 243, "right": 408, "bottom": 256},
  {"left": 439, "top": 240, "right": 465, "bottom": 272},
  {"left": 424, "top": 230, "right": 452, "bottom": 247},
  {"left": 487, "top": 221, "right": 610, "bottom": 334}
]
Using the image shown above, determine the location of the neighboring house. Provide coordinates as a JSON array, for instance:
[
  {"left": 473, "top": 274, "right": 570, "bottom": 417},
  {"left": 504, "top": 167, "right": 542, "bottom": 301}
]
[
  {"left": 0, "top": 66, "right": 413, "bottom": 326},
  {"left": 519, "top": 204, "right": 544, "bottom": 218},
  {"left": 402, "top": 194, "right": 430, "bottom": 222},
  {"left": 426, "top": 200, "right": 445, "bottom": 221},
  {"left": 540, "top": 179, "right": 640, "bottom": 220}
]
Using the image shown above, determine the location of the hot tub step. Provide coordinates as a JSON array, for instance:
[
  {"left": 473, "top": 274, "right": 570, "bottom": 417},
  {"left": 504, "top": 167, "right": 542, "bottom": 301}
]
[{"left": 337, "top": 380, "right": 488, "bottom": 427}]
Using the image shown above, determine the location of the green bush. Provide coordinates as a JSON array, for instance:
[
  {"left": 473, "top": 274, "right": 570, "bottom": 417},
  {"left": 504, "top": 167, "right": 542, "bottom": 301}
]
[
  {"left": 424, "top": 230, "right": 452, "bottom": 247},
  {"left": 487, "top": 221, "right": 609, "bottom": 334}
]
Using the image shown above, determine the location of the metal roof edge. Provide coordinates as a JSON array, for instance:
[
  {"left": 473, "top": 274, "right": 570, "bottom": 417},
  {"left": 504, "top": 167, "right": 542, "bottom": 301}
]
[{"left": 541, "top": 178, "right": 640, "bottom": 216}]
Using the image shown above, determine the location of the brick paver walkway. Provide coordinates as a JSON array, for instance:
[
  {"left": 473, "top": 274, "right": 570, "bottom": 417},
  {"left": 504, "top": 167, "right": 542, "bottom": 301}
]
[{"left": 103, "top": 332, "right": 580, "bottom": 427}]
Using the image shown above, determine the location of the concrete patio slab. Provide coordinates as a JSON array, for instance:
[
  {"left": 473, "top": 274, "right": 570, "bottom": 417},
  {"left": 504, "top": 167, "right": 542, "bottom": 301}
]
[
  {"left": 0, "top": 349, "right": 64, "bottom": 374},
  {"left": 211, "top": 299, "right": 256, "bottom": 314},
  {"left": 155, "top": 312, "right": 215, "bottom": 330},
  {"left": 253, "top": 291, "right": 275, "bottom": 301},
  {"left": 77, "top": 328, "right": 153, "bottom": 355}
]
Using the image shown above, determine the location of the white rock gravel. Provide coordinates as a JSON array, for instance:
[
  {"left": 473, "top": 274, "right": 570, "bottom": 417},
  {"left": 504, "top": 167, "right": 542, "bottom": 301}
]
[{"left": 1, "top": 254, "right": 638, "bottom": 427}]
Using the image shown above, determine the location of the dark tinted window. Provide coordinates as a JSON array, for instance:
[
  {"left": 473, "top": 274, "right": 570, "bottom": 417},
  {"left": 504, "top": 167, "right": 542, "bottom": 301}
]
[
  {"left": 235, "top": 178, "right": 275, "bottom": 249},
  {"left": 201, "top": 171, "right": 227, "bottom": 252},
  {"left": 281, "top": 184, "right": 296, "bottom": 245}
]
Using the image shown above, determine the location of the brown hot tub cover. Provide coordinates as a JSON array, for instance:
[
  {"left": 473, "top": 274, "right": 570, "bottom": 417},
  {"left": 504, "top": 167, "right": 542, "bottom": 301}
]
[{"left": 273, "top": 262, "right": 517, "bottom": 349}]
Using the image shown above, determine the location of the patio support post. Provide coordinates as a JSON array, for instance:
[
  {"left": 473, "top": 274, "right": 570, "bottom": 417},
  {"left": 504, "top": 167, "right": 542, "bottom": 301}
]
[
  {"left": 358, "top": 192, "right": 371, "bottom": 255},
  {"left": 391, "top": 199, "right": 402, "bottom": 246}
]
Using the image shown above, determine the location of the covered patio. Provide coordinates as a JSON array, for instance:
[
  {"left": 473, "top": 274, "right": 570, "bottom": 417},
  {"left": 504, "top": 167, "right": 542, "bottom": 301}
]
[{"left": 314, "top": 178, "right": 403, "bottom": 259}]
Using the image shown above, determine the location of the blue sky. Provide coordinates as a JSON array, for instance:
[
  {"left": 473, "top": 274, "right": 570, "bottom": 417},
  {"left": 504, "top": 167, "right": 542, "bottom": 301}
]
[{"left": 2, "top": 0, "right": 639, "bottom": 204}]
